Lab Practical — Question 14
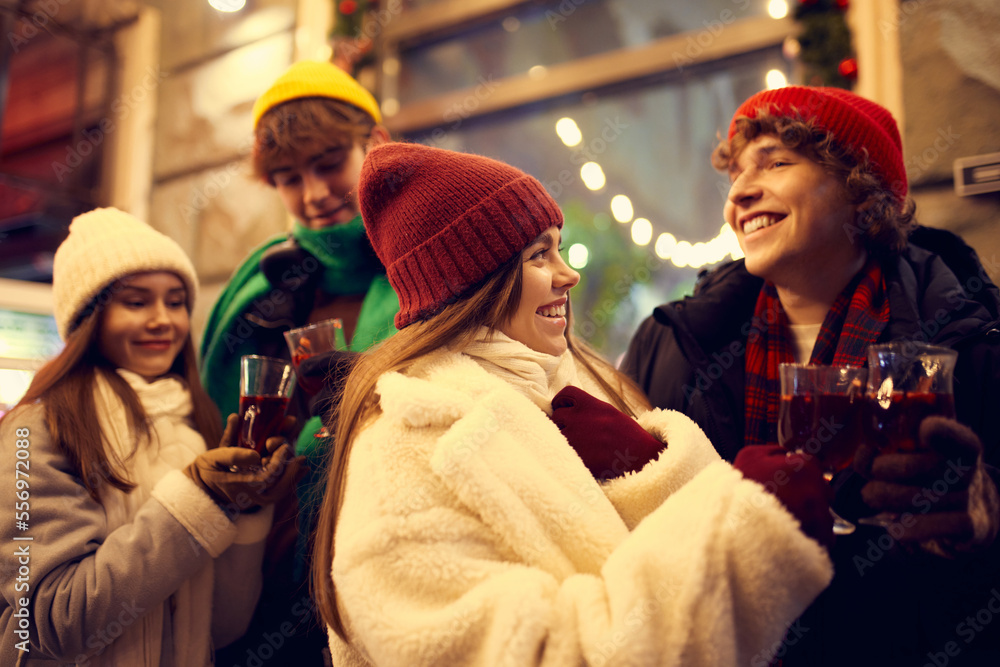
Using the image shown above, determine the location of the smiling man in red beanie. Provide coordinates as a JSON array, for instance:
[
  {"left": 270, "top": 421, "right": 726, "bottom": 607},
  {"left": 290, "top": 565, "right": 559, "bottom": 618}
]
[{"left": 623, "top": 86, "right": 1000, "bottom": 666}]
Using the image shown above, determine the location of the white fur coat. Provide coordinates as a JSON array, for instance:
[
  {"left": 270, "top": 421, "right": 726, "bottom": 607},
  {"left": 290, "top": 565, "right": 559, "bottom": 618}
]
[{"left": 329, "top": 346, "right": 832, "bottom": 666}]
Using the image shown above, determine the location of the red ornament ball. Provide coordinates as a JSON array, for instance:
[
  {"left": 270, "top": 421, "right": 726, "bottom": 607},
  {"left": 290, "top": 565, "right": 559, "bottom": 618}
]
[
  {"left": 339, "top": 0, "right": 358, "bottom": 15},
  {"left": 838, "top": 57, "right": 859, "bottom": 80},
  {"left": 835, "top": 0, "right": 850, "bottom": 9}
]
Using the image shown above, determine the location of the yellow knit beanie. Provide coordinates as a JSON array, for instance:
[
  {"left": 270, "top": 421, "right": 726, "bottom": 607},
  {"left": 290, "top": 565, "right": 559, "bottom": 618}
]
[
  {"left": 52, "top": 207, "right": 199, "bottom": 340},
  {"left": 251, "top": 60, "right": 382, "bottom": 129}
]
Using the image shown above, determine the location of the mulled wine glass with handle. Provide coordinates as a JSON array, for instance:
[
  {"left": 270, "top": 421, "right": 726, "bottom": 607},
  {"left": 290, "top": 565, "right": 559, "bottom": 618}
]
[
  {"left": 237, "top": 355, "right": 295, "bottom": 470},
  {"left": 858, "top": 342, "right": 958, "bottom": 527},
  {"left": 778, "top": 363, "right": 868, "bottom": 535}
]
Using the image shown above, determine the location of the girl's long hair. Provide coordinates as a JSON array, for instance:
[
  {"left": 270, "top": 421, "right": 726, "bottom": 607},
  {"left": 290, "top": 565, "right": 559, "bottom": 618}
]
[
  {"left": 1, "top": 292, "right": 222, "bottom": 502},
  {"left": 311, "top": 253, "right": 649, "bottom": 640}
]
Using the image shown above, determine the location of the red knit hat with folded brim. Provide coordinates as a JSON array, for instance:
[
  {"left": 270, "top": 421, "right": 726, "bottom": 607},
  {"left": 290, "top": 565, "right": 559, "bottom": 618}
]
[
  {"left": 728, "top": 86, "right": 907, "bottom": 206},
  {"left": 359, "top": 143, "right": 563, "bottom": 329}
]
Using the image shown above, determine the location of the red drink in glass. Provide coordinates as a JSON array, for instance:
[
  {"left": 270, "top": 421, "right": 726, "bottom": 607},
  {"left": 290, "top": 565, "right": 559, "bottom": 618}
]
[
  {"left": 811, "top": 393, "right": 864, "bottom": 473},
  {"left": 778, "top": 393, "right": 814, "bottom": 453},
  {"left": 238, "top": 394, "right": 290, "bottom": 454},
  {"left": 864, "top": 392, "right": 956, "bottom": 453},
  {"left": 284, "top": 319, "right": 343, "bottom": 398},
  {"left": 779, "top": 393, "right": 864, "bottom": 473},
  {"left": 291, "top": 350, "right": 324, "bottom": 395}
]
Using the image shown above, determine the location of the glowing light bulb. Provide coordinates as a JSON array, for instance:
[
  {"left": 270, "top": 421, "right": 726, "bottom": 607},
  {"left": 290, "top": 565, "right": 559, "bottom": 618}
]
[
  {"left": 209, "top": 0, "right": 246, "bottom": 12},
  {"left": 580, "top": 162, "right": 606, "bottom": 190},
  {"left": 568, "top": 243, "right": 589, "bottom": 269},
  {"left": 631, "top": 218, "right": 652, "bottom": 246},
  {"left": 766, "top": 69, "right": 788, "bottom": 90},
  {"left": 611, "top": 195, "right": 633, "bottom": 223},
  {"left": 555, "top": 117, "right": 582, "bottom": 147},
  {"left": 655, "top": 232, "right": 677, "bottom": 259},
  {"left": 768, "top": 0, "right": 789, "bottom": 20}
]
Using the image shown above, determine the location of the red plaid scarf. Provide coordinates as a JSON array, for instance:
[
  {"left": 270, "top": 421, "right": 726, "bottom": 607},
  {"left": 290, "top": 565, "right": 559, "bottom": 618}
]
[{"left": 744, "top": 259, "right": 890, "bottom": 447}]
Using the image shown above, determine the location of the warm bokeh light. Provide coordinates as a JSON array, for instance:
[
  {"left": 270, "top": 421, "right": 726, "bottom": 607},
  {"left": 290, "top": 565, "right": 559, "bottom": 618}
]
[
  {"left": 610, "top": 195, "right": 633, "bottom": 223},
  {"left": 671, "top": 240, "right": 694, "bottom": 267},
  {"left": 768, "top": 0, "right": 789, "bottom": 19},
  {"left": 550, "top": 111, "right": 742, "bottom": 272},
  {"left": 655, "top": 232, "right": 678, "bottom": 260},
  {"left": 782, "top": 36, "right": 801, "bottom": 60},
  {"left": 721, "top": 223, "right": 744, "bottom": 260},
  {"left": 765, "top": 69, "right": 788, "bottom": 90},
  {"left": 580, "top": 162, "right": 606, "bottom": 190},
  {"left": 381, "top": 98, "right": 400, "bottom": 117},
  {"left": 528, "top": 65, "right": 548, "bottom": 80},
  {"left": 502, "top": 17, "right": 521, "bottom": 32},
  {"left": 382, "top": 57, "right": 400, "bottom": 76},
  {"left": 567, "top": 243, "right": 589, "bottom": 269},
  {"left": 631, "top": 218, "right": 653, "bottom": 246},
  {"left": 555, "top": 117, "right": 582, "bottom": 147},
  {"left": 208, "top": 0, "right": 246, "bottom": 12}
]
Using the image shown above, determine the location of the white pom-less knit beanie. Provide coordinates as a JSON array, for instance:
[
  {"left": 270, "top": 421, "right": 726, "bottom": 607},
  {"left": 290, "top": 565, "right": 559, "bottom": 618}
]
[{"left": 52, "top": 207, "right": 199, "bottom": 340}]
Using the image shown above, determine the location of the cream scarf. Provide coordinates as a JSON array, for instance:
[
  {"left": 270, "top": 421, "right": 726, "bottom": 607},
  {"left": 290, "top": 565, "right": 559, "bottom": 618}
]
[
  {"left": 460, "top": 328, "right": 609, "bottom": 414},
  {"left": 94, "top": 369, "right": 213, "bottom": 666}
]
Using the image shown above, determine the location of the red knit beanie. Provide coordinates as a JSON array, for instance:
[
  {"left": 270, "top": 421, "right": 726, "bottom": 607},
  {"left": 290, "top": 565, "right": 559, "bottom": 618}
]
[
  {"left": 729, "top": 86, "right": 907, "bottom": 205},
  {"left": 359, "top": 143, "right": 564, "bottom": 329}
]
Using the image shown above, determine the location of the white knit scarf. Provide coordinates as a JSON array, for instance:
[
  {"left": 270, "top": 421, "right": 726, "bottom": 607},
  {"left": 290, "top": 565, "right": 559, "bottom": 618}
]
[
  {"left": 93, "top": 369, "right": 213, "bottom": 666},
  {"left": 460, "top": 328, "right": 608, "bottom": 414}
]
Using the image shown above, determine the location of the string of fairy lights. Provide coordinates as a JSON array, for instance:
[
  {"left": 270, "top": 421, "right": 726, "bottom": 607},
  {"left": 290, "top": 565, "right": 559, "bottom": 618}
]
[
  {"left": 553, "top": 115, "right": 744, "bottom": 272},
  {"left": 207, "top": 0, "right": 840, "bottom": 274}
]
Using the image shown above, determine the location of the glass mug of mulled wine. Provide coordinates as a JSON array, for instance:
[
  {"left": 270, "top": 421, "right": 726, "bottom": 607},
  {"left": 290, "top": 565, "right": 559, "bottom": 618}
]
[
  {"left": 283, "top": 318, "right": 345, "bottom": 439},
  {"left": 778, "top": 363, "right": 868, "bottom": 535},
  {"left": 283, "top": 318, "right": 345, "bottom": 397},
  {"left": 238, "top": 355, "right": 296, "bottom": 455},
  {"left": 859, "top": 341, "right": 958, "bottom": 526}
]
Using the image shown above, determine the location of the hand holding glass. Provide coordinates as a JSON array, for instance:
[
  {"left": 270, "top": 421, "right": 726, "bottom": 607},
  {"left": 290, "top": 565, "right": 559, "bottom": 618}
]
[
  {"left": 283, "top": 318, "right": 345, "bottom": 396},
  {"left": 284, "top": 318, "right": 344, "bottom": 440},
  {"left": 238, "top": 355, "right": 295, "bottom": 454},
  {"left": 859, "top": 342, "right": 957, "bottom": 526},
  {"left": 778, "top": 363, "right": 867, "bottom": 535},
  {"left": 863, "top": 342, "right": 957, "bottom": 452}
]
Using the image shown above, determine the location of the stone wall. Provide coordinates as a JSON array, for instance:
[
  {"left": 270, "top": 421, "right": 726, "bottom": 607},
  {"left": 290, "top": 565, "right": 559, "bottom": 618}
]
[
  {"left": 147, "top": 0, "right": 300, "bottom": 340},
  {"left": 900, "top": 0, "right": 1000, "bottom": 283}
]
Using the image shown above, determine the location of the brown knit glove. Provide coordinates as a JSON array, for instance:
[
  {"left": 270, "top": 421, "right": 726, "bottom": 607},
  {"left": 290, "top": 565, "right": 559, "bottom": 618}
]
[
  {"left": 183, "top": 414, "right": 308, "bottom": 510},
  {"left": 856, "top": 416, "right": 1000, "bottom": 554}
]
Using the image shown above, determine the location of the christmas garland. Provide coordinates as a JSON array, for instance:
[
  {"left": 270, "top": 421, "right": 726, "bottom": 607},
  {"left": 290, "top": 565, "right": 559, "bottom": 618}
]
[
  {"left": 793, "top": 0, "right": 857, "bottom": 89},
  {"left": 331, "top": 0, "right": 376, "bottom": 76},
  {"left": 329, "top": 0, "right": 860, "bottom": 88}
]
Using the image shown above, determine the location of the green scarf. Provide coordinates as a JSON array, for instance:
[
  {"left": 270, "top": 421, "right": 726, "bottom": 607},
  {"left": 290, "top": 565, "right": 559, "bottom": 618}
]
[
  {"left": 201, "top": 216, "right": 400, "bottom": 584},
  {"left": 291, "top": 215, "right": 381, "bottom": 295}
]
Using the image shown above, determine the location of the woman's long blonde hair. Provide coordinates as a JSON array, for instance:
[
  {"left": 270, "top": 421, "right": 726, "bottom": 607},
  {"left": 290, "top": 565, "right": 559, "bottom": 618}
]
[{"left": 311, "top": 252, "right": 649, "bottom": 639}]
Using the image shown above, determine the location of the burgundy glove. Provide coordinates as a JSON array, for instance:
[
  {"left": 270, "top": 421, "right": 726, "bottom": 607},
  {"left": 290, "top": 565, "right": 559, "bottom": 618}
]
[
  {"left": 550, "top": 386, "right": 664, "bottom": 481},
  {"left": 733, "top": 445, "right": 834, "bottom": 549},
  {"left": 856, "top": 416, "right": 999, "bottom": 552}
]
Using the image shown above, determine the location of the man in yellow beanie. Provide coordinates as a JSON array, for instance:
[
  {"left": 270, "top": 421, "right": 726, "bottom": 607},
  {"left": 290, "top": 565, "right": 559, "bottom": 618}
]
[{"left": 202, "top": 60, "right": 399, "bottom": 667}]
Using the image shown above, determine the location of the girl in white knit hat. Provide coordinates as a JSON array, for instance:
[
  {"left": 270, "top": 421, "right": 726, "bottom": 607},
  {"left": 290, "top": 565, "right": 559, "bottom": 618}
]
[{"left": 0, "top": 207, "right": 304, "bottom": 666}]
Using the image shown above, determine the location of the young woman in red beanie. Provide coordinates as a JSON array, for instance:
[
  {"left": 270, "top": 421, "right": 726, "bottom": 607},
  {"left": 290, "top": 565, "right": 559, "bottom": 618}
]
[
  {"left": 0, "top": 207, "right": 303, "bottom": 666},
  {"left": 622, "top": 87, "right": 1000, "bottom": 665},
  {"left": 310, "top": 143, "right": 836, "bottom": 666}
]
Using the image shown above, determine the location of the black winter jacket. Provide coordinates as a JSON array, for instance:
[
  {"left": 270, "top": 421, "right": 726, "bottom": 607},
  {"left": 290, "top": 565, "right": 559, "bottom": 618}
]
[{"left": 622, "top": 227, "right": 1000, "bottom": 666}]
